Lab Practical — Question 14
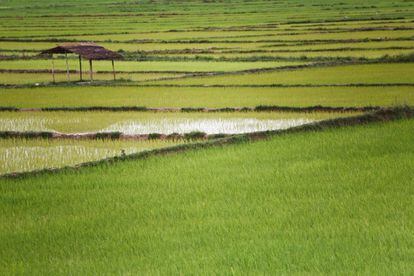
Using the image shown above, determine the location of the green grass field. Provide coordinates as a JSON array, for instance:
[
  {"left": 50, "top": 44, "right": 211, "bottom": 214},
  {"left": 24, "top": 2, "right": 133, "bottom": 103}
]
[
  {"left": 0, "top": 60, "right": 304, "bottom": 72},
  {"left": 0, "top": 72, "right": 186, "bottom": 84},
  {"left": 1, "top": 86, "right": 413, "bottom": 108},
  {"left": 152, "top": 63, "right": 414, "bottom": 85},
  {"left": 1, "top": 0, "right": 413, "bottom": 274},
  {"left": 194, "top": 49, "right": 414, "bottom": 59},
  {"left": 1, "top": 118, "right": 413, "bottom": 274}
]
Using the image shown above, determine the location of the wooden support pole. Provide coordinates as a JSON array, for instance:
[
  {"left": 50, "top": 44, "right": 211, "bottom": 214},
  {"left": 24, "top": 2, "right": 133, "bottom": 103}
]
[
  {"left": 65, "top": 53, "right": 70, "bottom": 81},
  {"left": 79, "top": 55, "right": 82, "bottom": 81},
  {"left": 112, "top": 60, "right": 116, "bottom": 81},
  {"left": 89, "top": 59, "right": 93, "bottom": 81},
  {"left": 51, "top": 56, "right": 55, "bottom": 83}
]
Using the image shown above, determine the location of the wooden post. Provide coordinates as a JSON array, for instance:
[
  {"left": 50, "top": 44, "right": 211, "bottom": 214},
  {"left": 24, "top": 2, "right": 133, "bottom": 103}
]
[
  {"left": 89, "top": 59, "right": 93, "bottom": 81},
  {"left": 79, "top": 55, "right": 83, "bottom": 81},
  {"left": 51, "top": 56, "right": 55, "bottom": 83},
  {"left": 65, "top": 53, "right": 70, "bottom": 81},
  {"left": 112, "top": 60, "right": 116, "bottom": 80}
]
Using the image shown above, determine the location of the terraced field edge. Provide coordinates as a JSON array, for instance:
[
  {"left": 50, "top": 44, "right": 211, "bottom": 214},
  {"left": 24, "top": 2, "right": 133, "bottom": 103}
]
[{"left": 0, "top": 105, "right": 381, "bottom": 113}]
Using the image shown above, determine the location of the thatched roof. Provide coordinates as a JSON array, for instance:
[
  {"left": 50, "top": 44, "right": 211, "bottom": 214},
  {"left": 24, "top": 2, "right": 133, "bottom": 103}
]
[{"left": 40, "top": 42, "right": 122, "bottom": 60}]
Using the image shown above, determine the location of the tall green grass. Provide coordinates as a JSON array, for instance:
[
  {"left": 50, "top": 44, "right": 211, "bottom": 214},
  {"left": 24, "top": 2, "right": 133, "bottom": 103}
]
[{"left": 1, "top": 118, "right": 413, "bottom": 274}]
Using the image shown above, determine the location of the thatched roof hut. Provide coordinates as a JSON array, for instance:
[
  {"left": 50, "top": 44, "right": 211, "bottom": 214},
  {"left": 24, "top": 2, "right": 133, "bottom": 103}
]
[{"left": 40, "top": 42, "right": 123, "bottom": 82}]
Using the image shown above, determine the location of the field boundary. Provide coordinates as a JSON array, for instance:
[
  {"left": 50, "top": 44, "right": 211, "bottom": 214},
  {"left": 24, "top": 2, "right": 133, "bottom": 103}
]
[
  {"left": 0, "top": 105, "right": 379, "bottom": 113},
  {"left": 2, "top": 82, "right": 413, "bottom": 89},
  {"left": 2, "top": 106, "right": 413, "bottom": 179},
  {"left": 0, "top": 130, "right": 225, "bottom": 141},
  {"left": 1, "top": 35, "right": 413, "bottom": 44}
]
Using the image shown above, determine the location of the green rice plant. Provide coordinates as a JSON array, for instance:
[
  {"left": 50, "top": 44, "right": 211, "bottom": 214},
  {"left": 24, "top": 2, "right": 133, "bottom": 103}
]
[
  {"left": 188, "top": 49, "right": 414, "bottom": 60},
  {"left": 0, "top": 138, "right": 184, "bottom": 174},
  {"left": 0, "top": 59, "right": 306, "bottom": 73},
  {"left": 378, "top": 52, "right": 414, "bottom": 62},
  {"left": 0, "top": 72, "right": 187, "bottom": 85},
  {"left": 216, "top": 49, "right": 414, "bottom": 59},
  {"left": 262, "top": 40, "right": 414, "bottom": 51},
  {"left": 152, "top": 63, "right": 414, "bottom": 85},
  {"left": 210, "top": 29, "right": 414, "bottom": 42},
  {"left": 1, "top": 2, "right": 414, "bottom": 273},
  {"left": 1, "top": 86, "right": 413, "bottom": 108},
  {"left": 0, "top": 111, "right": 357, "bottom": 134},
  {"left": 0, "top": 117, "right": 413, "bottom": 274}
]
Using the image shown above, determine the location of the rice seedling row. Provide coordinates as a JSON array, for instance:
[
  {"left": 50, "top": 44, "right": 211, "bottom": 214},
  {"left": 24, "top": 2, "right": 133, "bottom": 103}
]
[
  {"left": 150, "top": 63, "right": 414, "bottom": 86},
  {"left": 0, "top": 138, "right": 183, "bottom": 175}
]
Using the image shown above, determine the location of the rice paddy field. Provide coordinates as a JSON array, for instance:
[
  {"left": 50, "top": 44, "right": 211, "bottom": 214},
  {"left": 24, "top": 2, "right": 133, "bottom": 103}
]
[
  {"left": 0, "top": 0, "right": 413, "bottom": 274},
  {"left": 0, "top": 139, "right": 181, "bottom": 175},
  {"left": 2, "top": 86, "right": 413, "bottom": 108},
  {"left": 0, "top": 111, "right": 347, "bottom": 133}
]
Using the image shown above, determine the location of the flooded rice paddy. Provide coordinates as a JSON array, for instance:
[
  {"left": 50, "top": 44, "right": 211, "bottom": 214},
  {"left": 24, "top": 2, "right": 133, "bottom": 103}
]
[
  {"left": 101, "top": 118, "right": 314, "bottom": 134},
  {"left": 0, "top": 111, "right": 352, "bottom": 134},
  {"left": 0, "top": 111, "right": 358, "bottom": 174},
  {"left": 1, "top": 145, "right": 120, "bottom": 174},
  {"left": 0, "top": 139, "right": 181, "bottom": 175}
]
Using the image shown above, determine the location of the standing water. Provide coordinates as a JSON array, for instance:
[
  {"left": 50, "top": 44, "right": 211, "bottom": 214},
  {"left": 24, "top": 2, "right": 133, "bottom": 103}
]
[{"left": 101, "top": 118, "right": 315, "bottom": 135}]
